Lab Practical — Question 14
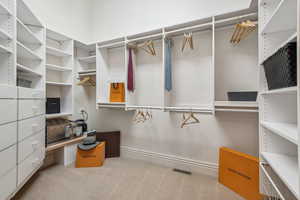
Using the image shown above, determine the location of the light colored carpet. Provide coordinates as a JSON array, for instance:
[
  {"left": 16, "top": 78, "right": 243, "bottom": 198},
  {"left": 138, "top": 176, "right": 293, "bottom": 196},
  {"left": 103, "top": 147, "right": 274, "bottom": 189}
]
[{"left": 13, "top": 157, "right": 244, "bottom": 200}]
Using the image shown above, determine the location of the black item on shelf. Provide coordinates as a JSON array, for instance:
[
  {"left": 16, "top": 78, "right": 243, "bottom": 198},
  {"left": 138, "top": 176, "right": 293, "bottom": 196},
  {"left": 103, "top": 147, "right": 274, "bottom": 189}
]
[
  {"left": 46, "top": 98, "right": 60, "bottom": 114},
  {"left": 227, "top": 91, "right": 258, "bottom": 101},
  {"left": 263, "top": 42, "right": 297, "bottom": 90}
]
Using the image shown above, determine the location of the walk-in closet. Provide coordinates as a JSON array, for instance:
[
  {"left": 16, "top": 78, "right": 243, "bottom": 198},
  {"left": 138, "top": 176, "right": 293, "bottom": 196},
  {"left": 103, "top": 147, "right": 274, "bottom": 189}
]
[{"left": 0, "top": 0, "right": 298, "bottom": 199}]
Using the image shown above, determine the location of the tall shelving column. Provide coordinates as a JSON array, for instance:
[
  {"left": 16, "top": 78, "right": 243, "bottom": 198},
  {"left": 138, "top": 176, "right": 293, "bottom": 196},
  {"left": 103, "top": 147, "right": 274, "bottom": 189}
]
[
  {"left": 45, "top": 29, "right": 74, "bottom": 119},
  {"left": 0, "top": 0, "right": 15, "bottom": 86},
  {"left": 259, "top": 0, "right": 299, "bottom": 199}
]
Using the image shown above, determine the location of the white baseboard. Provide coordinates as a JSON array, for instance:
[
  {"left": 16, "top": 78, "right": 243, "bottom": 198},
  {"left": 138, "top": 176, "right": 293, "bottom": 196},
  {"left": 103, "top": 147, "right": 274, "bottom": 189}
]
[{"left": 121, "top": 146, "right": 218, "bottom": 177}]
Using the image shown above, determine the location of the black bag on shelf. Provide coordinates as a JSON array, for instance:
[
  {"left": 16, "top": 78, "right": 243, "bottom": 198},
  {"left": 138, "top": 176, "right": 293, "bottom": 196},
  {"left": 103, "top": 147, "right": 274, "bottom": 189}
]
[{"left": 263, "top": 42, "right": 297, "bottom": 90}]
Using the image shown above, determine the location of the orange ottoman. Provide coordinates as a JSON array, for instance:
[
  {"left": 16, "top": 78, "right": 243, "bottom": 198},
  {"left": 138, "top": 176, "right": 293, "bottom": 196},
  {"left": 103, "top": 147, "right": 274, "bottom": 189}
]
[
  {"left": 76, "top": 141, "right": 105, "bottom": 168},
  {"left": 219, "top": 147, "right": 262, "bottom": 200}
]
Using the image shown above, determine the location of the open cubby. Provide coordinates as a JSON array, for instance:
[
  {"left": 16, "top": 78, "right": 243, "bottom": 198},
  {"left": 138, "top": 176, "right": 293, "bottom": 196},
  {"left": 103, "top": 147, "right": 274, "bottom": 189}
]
[
  {"left": 164, "top": 28, "right": 213, "bottom": 110},
  {"left": 126, "top": 36, "right": 163, "bottom": 107},
  {"left": 46, "top": 29, "right": 74, "bottom": 118},
  {"left": 97, "top": 40, "right": 125, "bottom": 105},
  {"left": 46, "top": 85, "right": 73, "bottom": 115},
  {"left": 215, "top": 27, "right": 258, "bottom": 101}
]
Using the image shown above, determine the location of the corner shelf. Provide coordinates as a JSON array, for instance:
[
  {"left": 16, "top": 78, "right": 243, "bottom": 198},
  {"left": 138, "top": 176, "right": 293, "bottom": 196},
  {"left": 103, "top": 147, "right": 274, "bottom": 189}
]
[
  {"left": 0, "top": 28, "right": 12, "bottom": 40},
  {"left": 17, "top": 64, "right": 42, "bottom": 77},
  {"left": 0, "top": 1, "right": 12, "bottom": 16},
  {"left": 17, "top": 18, "right": 42, "bottom": 45},
  {"left": 17, "top": 41, "right": 42, "bottom": 60},
  {"left": 261, "top": 152, "right": 299, "bottom": 198},
  {"left": 78, "top": 55, "right": 96, "bottom": 64},
  {"left": 261, "top": 121, "right": 298, "bottom": 144},
  {"left": 46, "top": 64, "right": 72, "bottom": 72},
  {"left": 0, "top": 44, "right": 12, "bottom": 54},
  {"left": 261, "top": 0, "right": 297, "bottom": 34},
  {"left": 46, "top": 46, "right": 72, "bottom": 57}
]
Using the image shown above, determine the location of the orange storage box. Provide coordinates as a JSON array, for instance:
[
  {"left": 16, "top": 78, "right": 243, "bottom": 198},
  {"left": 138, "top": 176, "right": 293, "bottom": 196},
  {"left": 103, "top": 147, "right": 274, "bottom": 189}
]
[
  {"left": 219, "top": 147, "right": 262, "bottom": 200},
  {"left": 76, "top": 142, "right": 105, "bottom": 168}
]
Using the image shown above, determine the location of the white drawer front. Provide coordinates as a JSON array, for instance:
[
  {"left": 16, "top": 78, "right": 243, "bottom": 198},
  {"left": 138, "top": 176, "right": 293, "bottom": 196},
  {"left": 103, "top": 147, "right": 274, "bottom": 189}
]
[
  {"left": 18, "top": 131, "right": 44, "bottom": 163},
  {"left": 0, "top": 99, "right": 17, "bottom": 125},
  {"left": 0, "top": 85, "right": 17, "bottom": 99},
  {"left": 0, "top": 122, "right": 17, "bottom": 151},
  {"left": 18, "top": 99, "right": 45, "bottom": 120},
  {"left": 18, "top": 87, "right": 45, "bottom": 99},
  {"left": 18, "top": 115, "right": 45, "bottom": 141},
  {"left": 0, "top": 168, "right": 16, "bottom": 200},
  {"left": 0, "top": 145, "right": 16, "bottom": 177},
  {"left": 18, "top": 149, "right": 43, "bottom": 186}
]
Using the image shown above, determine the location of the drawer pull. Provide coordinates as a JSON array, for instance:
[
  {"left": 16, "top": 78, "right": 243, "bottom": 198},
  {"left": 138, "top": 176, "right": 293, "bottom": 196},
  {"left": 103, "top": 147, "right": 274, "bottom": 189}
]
[
  {"left": 32, "top": 124, "right": 38, "bottom": 131},
  {"left": 31, "top": 141, "right": 39, "bottom": 149}
]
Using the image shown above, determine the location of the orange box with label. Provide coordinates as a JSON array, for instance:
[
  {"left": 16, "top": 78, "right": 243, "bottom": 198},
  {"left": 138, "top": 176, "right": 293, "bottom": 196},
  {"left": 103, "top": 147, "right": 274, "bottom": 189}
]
[
  {"left": 219, "top": 147, "right": 262, "bottom": 200},
  {"left": 76, "top": 142, "right": 105, "bottom": 168}
]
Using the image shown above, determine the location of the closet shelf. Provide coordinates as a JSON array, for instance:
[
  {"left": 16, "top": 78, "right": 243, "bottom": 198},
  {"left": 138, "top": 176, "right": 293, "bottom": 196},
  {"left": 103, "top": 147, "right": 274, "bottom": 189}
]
[
  {"left": 261, "top": 0, "right": 297, "bottom": 34},
  {"left": 78, "top": 55, "right": 96, "bottom": 63},
  {"left": 97, "top": 102, "right": 125, "bottom": 108},
  {"left": 215, "top": 101, "right": 258, "bottom": 113},
  {"left": 46, "top": 64, "right": 72, "bottom": 72},
  {"left": 46, "top": 81, "right": 72, "bottom": 86},
  {"left": 260, "top": 86, "right": 297, "bottom": 95},
  {"left": 78, "top": 70, "right": 96, "bottom": 77},
  {"left": 46, "top": 112, "right": 73, "bottom": 119},
  {"left": 0, "top": 44, "right": 12, "bottom": 54},
  {"left": 46, "top": 46, "right": 72, "bottom": 57},
  {"left": 261, "top": 152, "right": 299, "bottom": 198},
  {"left": 17, "top": 18, "right": 42, "bottom": 45},
  {"left": 0, "top": 28, "right": 12, "bottom": 40},
  {"left": 17, "top": 41, "right": 42, "bottom": 60},
  {"left": 261, "top": 121, "right": 298, "bottom": 144},
  {"left": 17, "top": 0, "right": 43, "bottom": 27},
  {"left": 17, "top": 64, "right": 42, "bottom": 77},
  {"left": 260, "top": 32, "right": 297, "bottom": 65},
  {"left": 0, "top": 1, "right": 12, "bottom": 16}
]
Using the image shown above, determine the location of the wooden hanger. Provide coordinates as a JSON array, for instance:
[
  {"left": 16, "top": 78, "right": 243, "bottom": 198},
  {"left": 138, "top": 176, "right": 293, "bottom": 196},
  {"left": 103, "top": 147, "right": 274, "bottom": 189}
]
[
  {"left": 181, "top": 112, "right": 200, "bottom": 128},
  {"left": 230, "top": 20, "right": 256, "bottom": 44},
  {"left": 127, "top": 40, "right": 156, "bottom": 56},
  {"left": 182, "top": 33, "right": 194, "bottom": 52},
  {"left": 133, "top": 110, "right": 146, "bottom": 123},
  {"left": 77, "top": 76, "right": 96, "bottom": 86}
]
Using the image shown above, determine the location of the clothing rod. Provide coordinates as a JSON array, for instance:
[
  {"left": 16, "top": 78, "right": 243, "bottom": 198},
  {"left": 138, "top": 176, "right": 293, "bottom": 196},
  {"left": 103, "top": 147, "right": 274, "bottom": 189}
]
[
  {"left": 215, "top": 20, "right": 258, "bottom": 31},
  {"left": 126, "top": 105, "right": 164, "bottom": 110},
  {"left": 127, "top": 33, "right": 163, "bottom": 43},
  {"left": 165, "top": 22, "right": 212, "bottom": 36},
  {"left": 214, "top": 12, "right": 257, "bottom": 24}
]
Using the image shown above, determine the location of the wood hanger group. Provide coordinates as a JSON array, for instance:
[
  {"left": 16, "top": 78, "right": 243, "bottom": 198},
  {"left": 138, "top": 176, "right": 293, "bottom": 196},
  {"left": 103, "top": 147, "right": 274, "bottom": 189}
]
[{"left": 133, "top": 109, "right": 153, "bottom": 123}]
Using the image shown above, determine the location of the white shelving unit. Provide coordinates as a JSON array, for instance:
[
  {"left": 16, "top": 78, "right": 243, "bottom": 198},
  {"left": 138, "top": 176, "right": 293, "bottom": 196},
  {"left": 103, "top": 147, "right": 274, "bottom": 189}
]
[
  {"left": 0, "top": 0, "right": 15, "bottom": 86},
  {"left": 97, "top": 38, "right": 126, "bottom": 107},
  {"left": 259, "top": 0, "right": 299, "bottom": 198},
  {"left": 16, "top": 0, "right": 45, "bottom": 90},
  {"left": 46, "top": 29, "right": 74, "bottom": 118}
]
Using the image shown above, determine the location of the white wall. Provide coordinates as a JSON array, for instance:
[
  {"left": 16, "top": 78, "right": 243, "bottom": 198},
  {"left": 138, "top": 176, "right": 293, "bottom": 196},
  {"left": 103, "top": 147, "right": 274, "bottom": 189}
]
[
  {"left": 23, "top": 0, "right": 91, "bottom": 43},
  {"left": 90, "top": 0, "right": 252, "bottom": 42}
]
